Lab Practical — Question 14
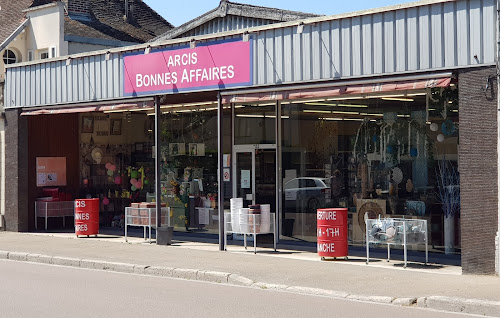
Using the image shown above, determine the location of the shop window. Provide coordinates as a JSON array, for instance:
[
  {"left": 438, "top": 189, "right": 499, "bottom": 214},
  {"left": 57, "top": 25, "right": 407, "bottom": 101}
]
[
  {"left": 280, "top": 87, "right": 460, "bottom": 253},
  {"left": 2, "top": 49, "right": 17, "bottom": 65}
]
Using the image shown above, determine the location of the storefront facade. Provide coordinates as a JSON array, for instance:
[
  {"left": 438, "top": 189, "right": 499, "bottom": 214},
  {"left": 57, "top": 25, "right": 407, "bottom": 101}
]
[{"left": 3, "top": 0, "right": 499, "bottom": 274}]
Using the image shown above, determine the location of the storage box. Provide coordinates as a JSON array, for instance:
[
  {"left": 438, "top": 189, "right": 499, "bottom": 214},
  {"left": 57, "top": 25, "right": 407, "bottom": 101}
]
[{"left": 139, "top": 202, "right": 167, "bottom": 208}]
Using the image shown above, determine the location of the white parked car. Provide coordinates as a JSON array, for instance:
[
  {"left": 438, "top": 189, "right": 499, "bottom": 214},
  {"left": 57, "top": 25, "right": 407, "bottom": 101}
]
[{"left": 284, "top": 177, "right": 330, "bottom": 213}]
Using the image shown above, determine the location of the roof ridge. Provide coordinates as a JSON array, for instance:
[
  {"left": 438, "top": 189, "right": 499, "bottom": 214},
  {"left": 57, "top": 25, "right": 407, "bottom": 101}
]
[{"left": 223, "top": 0, "right": 319, "bottom": 17}]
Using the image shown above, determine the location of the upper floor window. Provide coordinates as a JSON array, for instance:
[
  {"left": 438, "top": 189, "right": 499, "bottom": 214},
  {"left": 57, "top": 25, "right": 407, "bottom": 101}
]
[
  {"left": 40, "top": 51, "right": 49, "bottom": 60},
  {"left": 3, "top": 49, "right": 17, "bottom": 65}
]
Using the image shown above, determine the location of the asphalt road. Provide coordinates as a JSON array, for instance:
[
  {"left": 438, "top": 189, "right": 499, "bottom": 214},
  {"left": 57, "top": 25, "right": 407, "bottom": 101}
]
[{"left": 0, "top": 260, "right": 485, "bottom": 318}]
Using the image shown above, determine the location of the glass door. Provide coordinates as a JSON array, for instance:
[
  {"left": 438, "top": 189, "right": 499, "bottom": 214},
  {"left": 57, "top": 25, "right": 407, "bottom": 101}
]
[
  {"left": 235, "top": 149, "right": 254, "bottom": 207},
  {"left": 233, "top": 145, "right": 276, "bottom": 211}
]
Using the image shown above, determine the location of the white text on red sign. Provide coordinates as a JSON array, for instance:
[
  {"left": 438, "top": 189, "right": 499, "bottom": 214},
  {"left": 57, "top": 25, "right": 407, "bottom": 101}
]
[
  {"left": 317, "top": 211, "right": 337, "bottom": 221},
  {"left": 318, "top": 227, "right": 340, "bottom": 237},
  {"left": 75, "top": 224, "right": 88, "bottom": 231},
  {"left": 317, "top": 243, "right": 335, "bottom": 253},
  {"left": 75, "top": 213, "right": 90, "bottom": 221},
  {"left": 75, "top": 200, "right": 86, "bottom": 208}
]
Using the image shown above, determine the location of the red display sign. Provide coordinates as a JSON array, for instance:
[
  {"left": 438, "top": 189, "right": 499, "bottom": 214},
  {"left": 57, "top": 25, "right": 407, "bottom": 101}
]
[
  {"left": 74, "top": 199, "right": 99, "bottom": 236},
  {"left": 317, "top": 208, "right": 348, "bottom": 258}
]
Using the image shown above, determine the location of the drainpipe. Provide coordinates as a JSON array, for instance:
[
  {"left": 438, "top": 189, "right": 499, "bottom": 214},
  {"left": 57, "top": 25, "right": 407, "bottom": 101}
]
[{"left": 496, "top": 0, "right": 500, "bottom": 276}]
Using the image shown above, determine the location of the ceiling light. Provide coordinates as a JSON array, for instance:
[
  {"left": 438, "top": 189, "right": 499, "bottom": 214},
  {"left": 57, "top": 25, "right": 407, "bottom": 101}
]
[
  {"left": 327, "top": 96, "right": 363, "bottom": 101},
  {"left": 320, "top": 117, "right": 343, "bottom": 121},
  {"left": 381, "top": 97, "right": 414, "bottom": 102},
  {"left": 104, "top": 109, "right": 127, "bottom": 113},
  {"left": 160, "top": 104, "right": 183, "bottom": 109},
  {"left": 397, "top": 114, "right": 410, "bottom": 118},
  {"left": 343, "top": 118, "right": 364, "bottom": 121},
  {"left": 236, "top": 114, "right": 265, "bottom": 118},
  {"left": 184, "top": 101, "right": 216, "bottom": 107},
  {"left": 337, "top": 104, "right": 368, "bottom": 108},
  {"left": 303, "top": 110, "right": 332, "bottom": 113},
  {"left": 367, "top": 94, "right": 405, "bottom": 99},
  {"left": 360, "top": 113, "right": 384, "bottom": 116},
  {"left": 305, "top": 102, "right": 368, "bottom": 108},
  {"left": 291, "top": 99, "right": 325, "bottom": 104},
  {"left": 331, "top": 111, "right": 359, "bottom": 115},
  {"left": 129, "top": 107, "right": 154, "bottom": 112},
  {"left": 255, "top": 103, "right": 277, "bottom": 106},
  {"left": 406, "top": 92, "right": 427, "bottom": 96}
]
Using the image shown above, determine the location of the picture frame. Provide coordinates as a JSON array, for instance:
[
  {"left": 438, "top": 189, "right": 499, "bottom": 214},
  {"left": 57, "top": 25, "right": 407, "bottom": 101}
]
[
  {"left": 81, "top": 116, "right": 94, "bottom": 133},
  {"left": 110, "top": 119, "right": 122, "bottom": 135}
]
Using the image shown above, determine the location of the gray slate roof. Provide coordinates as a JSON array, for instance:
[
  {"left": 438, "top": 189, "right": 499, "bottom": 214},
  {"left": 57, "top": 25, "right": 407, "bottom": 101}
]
[
  {"left": 64, "top": 0, "right": 174, "bottom": 43},
  {"left": 0, "top": 0, "right": 32, "bottom": 45},
  {"left": 16, "top": 0, "right": 173, "bottom": 45},
  {"left": 152, "top": 0, "right": 321, "bottom": 42}
]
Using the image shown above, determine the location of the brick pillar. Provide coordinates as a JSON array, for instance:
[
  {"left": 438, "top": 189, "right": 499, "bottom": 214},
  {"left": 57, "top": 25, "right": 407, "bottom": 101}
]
[
  {"left": 4, "top": 109, "right": 29, "bottom": 232},
  {"left": 459, "top": 66, "right": 498, "bottom": 274}
]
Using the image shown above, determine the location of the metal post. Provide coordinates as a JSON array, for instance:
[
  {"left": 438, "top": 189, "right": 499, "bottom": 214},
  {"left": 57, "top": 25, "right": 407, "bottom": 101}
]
[
  {"left": 276, "top": 100, "right": 281, "bottom": 241},
  {"left": 218, "top": 92, "right": 225, "bottom": 251},
  {"left": 154, "top": 96, "right": 162, "bottom": 242},
  {"left": 403, "top": 220, "right": 407, "bottom": 268}
]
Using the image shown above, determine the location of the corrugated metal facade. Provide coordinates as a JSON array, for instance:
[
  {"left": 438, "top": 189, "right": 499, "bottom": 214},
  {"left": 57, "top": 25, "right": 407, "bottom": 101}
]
[
  {"left": 177, "top": 17, "right": 283, "bottom": 39},
  {"left": 4, "top": 0, "right": 497, "bottom": 108}
]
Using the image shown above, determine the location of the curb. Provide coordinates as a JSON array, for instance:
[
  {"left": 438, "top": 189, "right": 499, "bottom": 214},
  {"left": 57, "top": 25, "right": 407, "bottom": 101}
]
[{"left": 1, "top": 250, "right": 499, "bottom": 317}]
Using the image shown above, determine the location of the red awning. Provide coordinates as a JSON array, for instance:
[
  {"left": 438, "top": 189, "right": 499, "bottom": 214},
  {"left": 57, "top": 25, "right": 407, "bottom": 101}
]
[
  {"left": 21, "top": 102, "right": 154, "bottom": 116},
  {"left": 222, "top": 76, "right": 452, "bottom": 104}
]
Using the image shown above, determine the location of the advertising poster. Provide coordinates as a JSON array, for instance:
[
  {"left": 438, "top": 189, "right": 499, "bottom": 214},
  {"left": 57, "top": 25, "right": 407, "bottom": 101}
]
[{"left": 36, "top": 157, "right": 67, "bottom": 187}]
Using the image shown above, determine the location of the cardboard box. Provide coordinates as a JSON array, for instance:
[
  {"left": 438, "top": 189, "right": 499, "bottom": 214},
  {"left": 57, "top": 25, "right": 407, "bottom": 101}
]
[{"left": 139, "top": 202, "right": 167, "bottom": 208}]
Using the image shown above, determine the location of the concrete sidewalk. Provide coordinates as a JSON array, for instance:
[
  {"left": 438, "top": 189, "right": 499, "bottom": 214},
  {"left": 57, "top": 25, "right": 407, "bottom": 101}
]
[{"left": 1, "top": 231, "right": 499, "bottom": 316}]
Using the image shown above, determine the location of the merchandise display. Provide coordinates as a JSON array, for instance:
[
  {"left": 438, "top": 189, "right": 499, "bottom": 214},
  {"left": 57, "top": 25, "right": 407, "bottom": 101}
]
[{"left": 366, "top": 217, "right": 428, "bottom": 268}]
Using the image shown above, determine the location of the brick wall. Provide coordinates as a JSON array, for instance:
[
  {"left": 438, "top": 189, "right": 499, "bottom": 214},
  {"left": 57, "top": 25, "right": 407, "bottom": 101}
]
[
  {"left": 4, "top": 109, "right": 29, "bottom": 232},
  {"left": 64, "top": 0, "right": 89, "bottom": 16},
  {"left": 459, "top": 66, "right": 498, "bottom": 275}
]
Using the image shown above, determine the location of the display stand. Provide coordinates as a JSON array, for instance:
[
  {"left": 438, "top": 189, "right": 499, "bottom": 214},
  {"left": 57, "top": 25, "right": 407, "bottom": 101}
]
[
  {"left": 35, "top": 201, "right": 75, "bottom": 230},
  {"left": 224, "top": 212, "right": 277, "bottom": 254},
  {"left": 366, "top": 217, "right": 428, "bottom": 268},
  {"left": 124, "top": 207, "right": 170, "bottom": 243}
]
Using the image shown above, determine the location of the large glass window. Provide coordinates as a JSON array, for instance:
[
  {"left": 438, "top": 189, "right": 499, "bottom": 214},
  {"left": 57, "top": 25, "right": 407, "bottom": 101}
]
[
  {"left": 159, "top": 104, "right": 223, "bottom": 234},
  {"left": 281, "top": 86, "right": 460, "bottom": 253},
  {"left": 234, "top": 103, "right": 276, "bottom": 145}
]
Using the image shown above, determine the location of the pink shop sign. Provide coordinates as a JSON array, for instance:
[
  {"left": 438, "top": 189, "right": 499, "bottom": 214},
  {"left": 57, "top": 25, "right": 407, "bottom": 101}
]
[{"left": 123, "top": 38, "right": 253, "bottom": 96}]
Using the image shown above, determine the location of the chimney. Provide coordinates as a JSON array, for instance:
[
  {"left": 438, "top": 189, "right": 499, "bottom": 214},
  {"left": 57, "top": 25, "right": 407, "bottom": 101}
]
[
  {"left": 123, "top": 0, "right": 130, "bottom": 23},
  {"left": 64, "top": 0, "right": 90, "bottom": 19}
]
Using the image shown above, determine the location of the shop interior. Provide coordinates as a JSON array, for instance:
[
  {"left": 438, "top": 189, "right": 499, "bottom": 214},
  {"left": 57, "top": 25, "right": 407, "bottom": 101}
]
[
  {"left": 233, "top": 85, "right": 459, "bottom": 253},
  {"left": 30, "top": 84, "right": 460, "bottom": 253}
]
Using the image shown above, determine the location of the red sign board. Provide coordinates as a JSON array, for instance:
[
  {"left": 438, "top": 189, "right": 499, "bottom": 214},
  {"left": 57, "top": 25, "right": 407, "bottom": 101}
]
[
  {"left": 75, "top": 199, "right": 99, "bottom": 236},
  {"left": 317, "top": 208, "right": 348, "bottom": 258}
]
